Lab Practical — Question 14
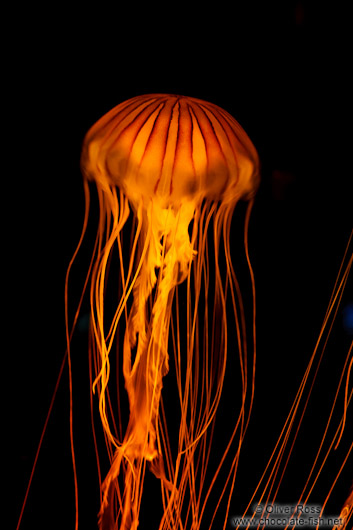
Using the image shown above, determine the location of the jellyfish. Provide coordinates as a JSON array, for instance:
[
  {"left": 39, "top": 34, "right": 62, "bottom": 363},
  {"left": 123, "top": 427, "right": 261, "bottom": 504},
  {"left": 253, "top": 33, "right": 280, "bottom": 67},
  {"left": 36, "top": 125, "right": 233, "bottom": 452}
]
[
  {"left": 16, "top": 93, "right": 352, "bottom": 530},
  {"left": 78, "top": 94, "right": 260, "bottom": 530}
]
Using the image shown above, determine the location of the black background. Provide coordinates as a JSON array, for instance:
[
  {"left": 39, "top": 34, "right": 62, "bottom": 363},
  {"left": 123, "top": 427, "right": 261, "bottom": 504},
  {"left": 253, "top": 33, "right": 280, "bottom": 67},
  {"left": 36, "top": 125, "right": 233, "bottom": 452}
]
[{"left": 11, "top": 2, "right": 352, "bottom": 529}]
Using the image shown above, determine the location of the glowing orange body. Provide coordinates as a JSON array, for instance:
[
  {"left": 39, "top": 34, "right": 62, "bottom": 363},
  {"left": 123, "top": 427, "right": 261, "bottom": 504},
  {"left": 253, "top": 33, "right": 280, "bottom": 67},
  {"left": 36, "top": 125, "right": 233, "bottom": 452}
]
[{"left": 80, "top": 94, "right": 259, "bottom": 529}]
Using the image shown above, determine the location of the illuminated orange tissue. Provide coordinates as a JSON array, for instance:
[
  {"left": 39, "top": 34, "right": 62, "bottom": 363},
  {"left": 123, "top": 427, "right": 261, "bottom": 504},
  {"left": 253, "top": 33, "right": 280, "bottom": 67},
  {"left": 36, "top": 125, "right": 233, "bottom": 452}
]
[{"left": 80, "top": 94, "right": 260, "bottom": 530}]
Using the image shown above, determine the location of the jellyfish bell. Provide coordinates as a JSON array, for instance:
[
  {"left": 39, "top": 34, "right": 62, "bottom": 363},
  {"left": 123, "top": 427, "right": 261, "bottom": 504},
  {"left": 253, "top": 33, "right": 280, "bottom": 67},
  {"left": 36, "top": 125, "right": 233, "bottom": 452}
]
[
  {"left": 81, "top": 94, "right": 259, "bottom": 207},
  {"left": 80, "top": 93, "right": 260, "bottom": 529}
]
